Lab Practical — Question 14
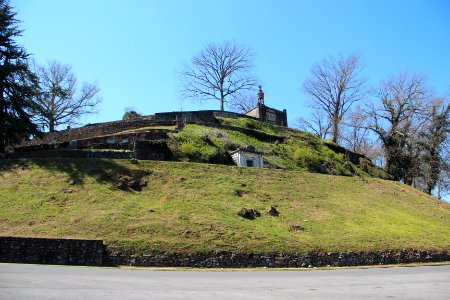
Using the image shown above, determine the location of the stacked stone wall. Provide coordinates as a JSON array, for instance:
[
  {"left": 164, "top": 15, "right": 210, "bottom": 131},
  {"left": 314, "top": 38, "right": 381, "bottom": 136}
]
[
  {"left": 154, "top": 110, "right": 254, "bottom": 123},
  {"left": 15, "top": 130, "right": 169, "bottom": 152},
  {"left": 104, "top": 249, "right": 450, "bottom": 268},
  {"left": 18, "top": 117, "right": 171, "bottom": 147},
  {"left": 1, "top": 237, "right": 448, "bottom": 267},
  {"left": 134, "top": 140, "right": 173, "bottom": 160},
  {"left": 4, "top": 150, "right": 134, "bottom": 159},
  {"left": 0, "top": 237, "right": 103, "bottom": 266}
]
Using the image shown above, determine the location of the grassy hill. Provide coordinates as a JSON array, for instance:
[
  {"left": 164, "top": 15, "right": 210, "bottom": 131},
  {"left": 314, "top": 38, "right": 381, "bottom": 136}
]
[{"left": 1, "top": 158, "right": 448, "bottom": 255}]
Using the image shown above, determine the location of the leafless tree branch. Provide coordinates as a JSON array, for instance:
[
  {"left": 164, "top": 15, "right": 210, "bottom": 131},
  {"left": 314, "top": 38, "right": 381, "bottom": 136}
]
[
  {"left": 228, "top": 90, "right": 258, "bottom": 113},
  {"left": 295, "top": 110, "right": 332, "bottom": 139},
  {"left": 33, "top": 61, "right": 101, "bottom": 132},
  {"left": 367, "top": 71, "right": 435, "bottom": 183},
  {"left": 302, "top": 53, "right": 367, "bottom": 143},
  {"left": 179, "top": 41, "right": 258, "bottom": 111}
]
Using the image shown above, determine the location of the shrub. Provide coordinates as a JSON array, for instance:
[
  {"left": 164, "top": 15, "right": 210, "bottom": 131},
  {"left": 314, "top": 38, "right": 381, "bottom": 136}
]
[
  {"left": 293, "top": 147, "right": 322, "bottom": 171},
  {"left": 179, "top": 141, "right": 202, "bottom": 161},
  {"left": 359, "top": 158, "right": 391, "bottom": 179},
  {"left": 243, "top": 119, "right": 257, "bottom": 130},
  {"left": 222, "top": 139, "right": 239, "bottom": 151}
]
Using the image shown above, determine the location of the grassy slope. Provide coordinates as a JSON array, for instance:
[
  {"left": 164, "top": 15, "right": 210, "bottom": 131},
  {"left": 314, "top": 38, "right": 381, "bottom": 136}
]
[
  {"left": 0, "top": 158, "right": 448, "bottom": 254},
  {"left": 168, "top": 118, "right": 388, "bottom": 178}
]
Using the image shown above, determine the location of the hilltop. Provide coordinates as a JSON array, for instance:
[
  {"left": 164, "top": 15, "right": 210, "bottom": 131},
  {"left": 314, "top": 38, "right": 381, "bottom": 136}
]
[{"left": 12, "top": 113, "right": 388, "bottom": 179}]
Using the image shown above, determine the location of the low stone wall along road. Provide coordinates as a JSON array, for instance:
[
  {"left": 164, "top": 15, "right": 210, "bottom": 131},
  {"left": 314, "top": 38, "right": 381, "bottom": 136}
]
[{"left": 0, "top": 263, "right": 449, "bottom": 299}]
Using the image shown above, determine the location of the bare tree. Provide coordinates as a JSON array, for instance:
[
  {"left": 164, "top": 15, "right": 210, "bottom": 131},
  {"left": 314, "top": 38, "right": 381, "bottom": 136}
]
[
  {"left": 435, "top": 90, "right": 450, "bottom": 199},
  {"left": 295, "top": 110, "right": 331, "bottom": 139},
  {"left": 302, "top": 53, "right": 366, "bottom": 143},
  {"left": 33, "top": 61, "right": 101, "bottom": 132},
  {"left": 229, "top": 90, "right": 258, "bottom": 113},
  {"left": 180, "top": 41, "right": 258, "bottom": 111},
  {"left": 338, "top": 106, "right": 387, "bottom": 167},
  {"left": 367, "top": 71, "right": 433, "bottom": 182},
  {"left": 339, "top": 106, "right": 373, "bottom": 153},
  {"left": 413, "top": 99, "right": 450, "bottom": 194}
]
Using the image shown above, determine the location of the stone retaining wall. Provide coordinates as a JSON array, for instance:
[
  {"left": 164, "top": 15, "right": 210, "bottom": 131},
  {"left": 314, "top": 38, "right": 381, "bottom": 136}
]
[
  {"left": 154, "top": 110, "right": 253, "bottom": 124},
  {"left": 0, "top": 237, "right": 103, "bottom": 266},
  {"left": 1, "top": 237, "right": 447, "bottom": 267},
  {"left": 17, "top": 118, "right": 172, "bottom": 147},
  {"left": 104, "top": 250, "right": 450, "bottom": 268},
  {"left": 71, "top": 130, "right": 169, "bottom": 151},
  {"left": 134, "top": 140, "right": 173, "bottom": 160},
  {"left": 3, "top": 150, "right": 134, "bottom": 159}
]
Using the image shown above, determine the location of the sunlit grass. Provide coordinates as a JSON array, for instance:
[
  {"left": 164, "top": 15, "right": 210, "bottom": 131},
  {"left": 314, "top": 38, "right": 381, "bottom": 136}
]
[{"left": 0, "top": 158, "right": 448, "bottom": 255}]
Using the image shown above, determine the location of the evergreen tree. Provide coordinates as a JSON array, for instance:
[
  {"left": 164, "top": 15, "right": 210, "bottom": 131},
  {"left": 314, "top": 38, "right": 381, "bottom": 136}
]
[{"left": 0, "top": 0, "right": 39, "bottom": 152}]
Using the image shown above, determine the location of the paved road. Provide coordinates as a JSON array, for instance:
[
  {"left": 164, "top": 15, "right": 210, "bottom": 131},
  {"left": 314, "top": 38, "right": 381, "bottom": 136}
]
[{"left": 0, "top": 264, "right": 449, "bottom": 299}]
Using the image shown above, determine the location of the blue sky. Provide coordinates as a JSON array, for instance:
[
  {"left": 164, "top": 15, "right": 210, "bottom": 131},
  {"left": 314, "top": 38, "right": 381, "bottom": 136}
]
[{"left": 13, "top": 0, "right": 450, "bottom": 126}]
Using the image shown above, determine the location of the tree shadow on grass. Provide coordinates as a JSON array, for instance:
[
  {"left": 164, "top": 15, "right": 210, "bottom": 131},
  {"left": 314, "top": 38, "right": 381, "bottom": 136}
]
[{"left": 0, "top": 158, "right": 150, "bottom": 191}]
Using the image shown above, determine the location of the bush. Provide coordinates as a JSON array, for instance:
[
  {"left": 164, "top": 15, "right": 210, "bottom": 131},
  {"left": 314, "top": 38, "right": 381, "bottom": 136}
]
[
  {"left": 243, "top": 119, "right": 257, "bottom": 130},
  {"left": 221, "top": 139, "right": 239, "bottom": 151},
  {"left": 179, "top": 141, "right": 202, "bottom": 161},
  {"left": 314, "top": 145, "right": 354, "bottom": 176},
  {"left": 122, "top": 111, "right": 142, "bottom": 121},
  {"left": 359, "top": 158, "right": 391, "bottom": 179},
  {"left": 293, "top": 147, "right": 322, "bottom": 171}
]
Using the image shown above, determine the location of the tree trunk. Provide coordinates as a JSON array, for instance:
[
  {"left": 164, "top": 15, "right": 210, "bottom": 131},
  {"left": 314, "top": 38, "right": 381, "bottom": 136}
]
[
  {"left": 49, "top": 118, "right": 55, "bottom": 132},
  {"left": 0, "top": 79, "right": 5, "bottom": 153},
  {"left": 384, "top": 155, "right": 394, "bottom": 180},
  {"left": 220, "top": 89, "right": 225, "bottom": 111},
  {"left": 331, "top": 115, "right": 339, "bottom": 143},
  {"left": 0, "top": 134, "right": 4, "bottom": 153}
]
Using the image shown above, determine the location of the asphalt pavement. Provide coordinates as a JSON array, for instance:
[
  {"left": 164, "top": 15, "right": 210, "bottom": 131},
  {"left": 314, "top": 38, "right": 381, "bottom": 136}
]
[{"left": 0, "top": 263, "right": 449, "bottom": 299}]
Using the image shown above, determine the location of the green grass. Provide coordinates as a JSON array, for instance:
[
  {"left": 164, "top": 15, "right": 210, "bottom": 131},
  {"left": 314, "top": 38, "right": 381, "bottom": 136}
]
[
  {"left": 0, "top": 158, "right": 448, "bottom": 255},
  {"left": 167, "top": 122, "right": 387, "bottom": 177},
  {"left": 116, "top": 125, "right": 176, "bottom": 134},
  {"left": 216, "top": 117, "right": 297, "bottom": 137}
]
